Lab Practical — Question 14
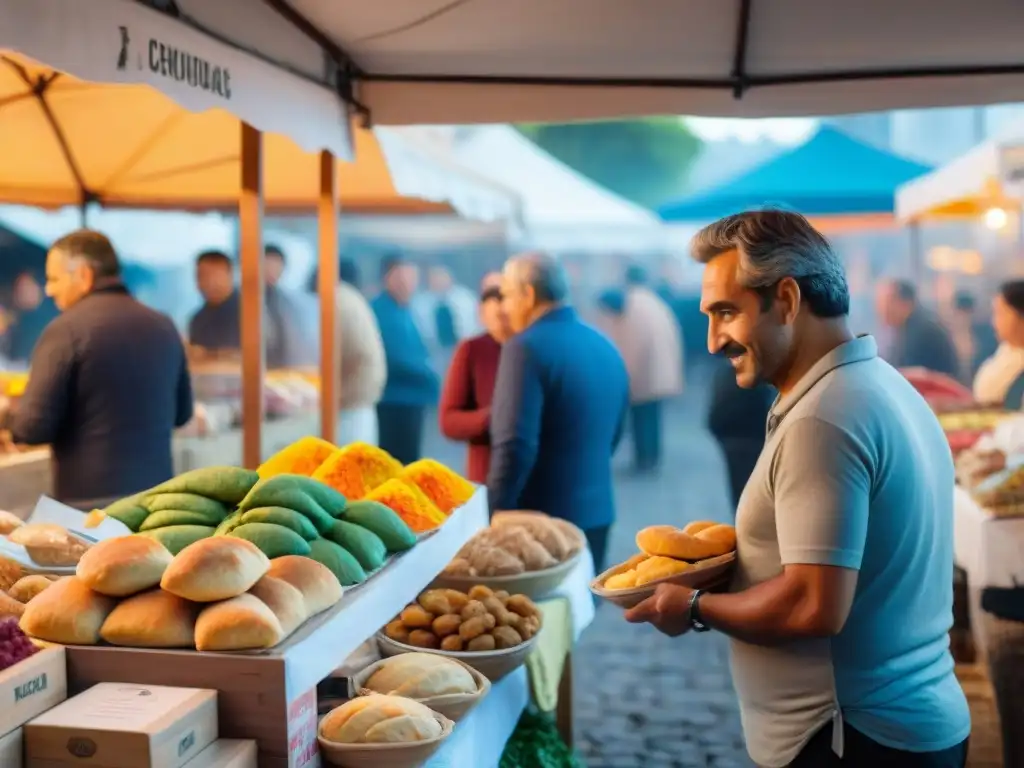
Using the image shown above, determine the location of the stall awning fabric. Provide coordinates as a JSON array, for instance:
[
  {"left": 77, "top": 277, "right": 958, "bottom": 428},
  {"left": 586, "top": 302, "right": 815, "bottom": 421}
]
[
  {"left": 3, "top": 0, "right": 352, "bottom": 159},
  {"left": 895, "top": 130, "right": 1024, "bottom": 222},
  {"left": 162, "top": 0, "right": 1024, "bottom": 125},
  {"left": 0, "top": 51, "right": 519, "bottom": 220},
  {"left": 658, "top": 127, "right": 933, "bottom": 222}
]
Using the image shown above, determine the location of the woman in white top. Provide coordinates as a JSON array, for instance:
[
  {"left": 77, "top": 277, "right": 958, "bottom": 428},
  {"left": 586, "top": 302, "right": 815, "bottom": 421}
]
[{"left": 973, "top": 280, "right": 1024, "bottom": 408}]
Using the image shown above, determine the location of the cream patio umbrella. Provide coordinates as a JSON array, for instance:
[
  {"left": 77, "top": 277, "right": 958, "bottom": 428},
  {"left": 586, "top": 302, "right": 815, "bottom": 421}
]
[
  {"left": 158, "top": 0, "right": 1024, "bottom": 124},
  {"left": 0, "top": 46, "right": 519, "bottom": 464}
]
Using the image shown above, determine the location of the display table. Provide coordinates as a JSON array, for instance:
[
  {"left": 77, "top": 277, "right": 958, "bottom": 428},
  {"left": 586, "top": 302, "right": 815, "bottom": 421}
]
[
  {"left": 426, "top": 668, "right": 530, "bottom": 768},
  {"left": 411, "top": 546, "right": 598, "bottom": 768},
  {"left": 953, "top": 484, "right": 1024, "bottom": 662}
]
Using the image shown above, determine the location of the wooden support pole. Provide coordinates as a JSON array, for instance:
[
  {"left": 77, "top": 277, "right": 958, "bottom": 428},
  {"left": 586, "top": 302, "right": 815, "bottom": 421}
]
[
  {"left": 317, "top": 150, "right": 339, "bottom": 445},
  {"left": 239, "top": 122, "right": 265, "bottom": 469}
]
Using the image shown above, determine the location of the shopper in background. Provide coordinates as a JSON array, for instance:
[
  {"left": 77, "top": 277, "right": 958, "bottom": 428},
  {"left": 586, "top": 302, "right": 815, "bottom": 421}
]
[
  {"left": 488, "top": 252, "right": 629, "bottom": 574},
  {"left": 3, "top": 272, "right": 59, "bottom": 364},
  {"left": 625, "top": 211, "right": 969, "bottom": 767},
  {"left": 875, "top": 278, "right": 960, "bottom": 378},
  {"left": 263, "top": 244, "right": 314, "bottom": 368},
  {"left": 974, "top": 279, "right": 1024, "bottom": 409},
  {"left": 0, "top": 230, "right": 193, "bottom": 509},
  {"left": 188, "top": 250, "right": 241, "bottom": 352},
  {"left": 334, "top": 259, "right": 386, "bottom": 444},
  {"left": 949, "top": 290, "right": 998, "bottom": 385},
  {"left": 706, "top": 355, "right": 775, "bottom": 509},
  {"left": 601, "top": 264, "right": 683, "bottom": 473},
  {"left": 439, "top": 273, "right": 508, "bottom": 482},
  {"left": 371, "top": 255, "right": 438, "bottom": 464}
]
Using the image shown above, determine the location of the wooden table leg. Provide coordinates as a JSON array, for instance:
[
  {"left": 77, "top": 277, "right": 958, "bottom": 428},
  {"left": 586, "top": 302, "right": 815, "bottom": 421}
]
[{"left": 556, "top": 650, "right": 574, "bottom": 748}]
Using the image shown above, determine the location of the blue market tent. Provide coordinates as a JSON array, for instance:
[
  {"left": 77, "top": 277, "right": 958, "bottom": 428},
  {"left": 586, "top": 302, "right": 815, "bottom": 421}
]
[{"left": 658, "top": 127, "right": 932, "bottom": 222}]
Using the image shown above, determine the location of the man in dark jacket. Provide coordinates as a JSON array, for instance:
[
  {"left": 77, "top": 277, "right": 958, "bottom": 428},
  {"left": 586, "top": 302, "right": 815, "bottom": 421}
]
[
  {"left": 489, "top": 252, "right": 630, "bottom": 574},
  {"left": 371, "top": 256, "right": 439, "bottom": 464},
  {"left": 0, "top": 230, "right": 193, "bottom": 510},
  {"left": 876, "top": 278, "right": 960, "bottom": 378}
]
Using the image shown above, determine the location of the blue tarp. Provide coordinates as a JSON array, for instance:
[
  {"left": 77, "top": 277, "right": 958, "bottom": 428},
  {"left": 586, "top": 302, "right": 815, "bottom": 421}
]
[{"left": 658, "top": 127, "right": 932, "bottom": 221}]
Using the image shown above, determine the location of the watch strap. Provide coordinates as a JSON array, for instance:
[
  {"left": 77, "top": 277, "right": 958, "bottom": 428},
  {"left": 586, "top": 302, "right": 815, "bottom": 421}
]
[{"left": 689, "top": 588, "right": 710, "bottom": 632}]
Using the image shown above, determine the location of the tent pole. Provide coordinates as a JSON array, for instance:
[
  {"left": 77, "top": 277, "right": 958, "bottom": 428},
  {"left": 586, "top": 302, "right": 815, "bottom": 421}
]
[
  {"left": 239, "top": 122, "right": 265, "bottom": 470},
  {"left": 317, "top": 150, "right": 339, "bottom": 445}
]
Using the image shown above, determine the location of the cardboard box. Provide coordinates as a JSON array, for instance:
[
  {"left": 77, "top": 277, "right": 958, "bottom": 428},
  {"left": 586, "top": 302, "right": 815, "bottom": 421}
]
[
  {"left": 0, "top": 727, "right": 23, "bottom": 768},
  {"left": 25, "top": 683, "right": 217, "bottom": 768},
  {"left": 0, "top": 646, "right": 67, "bottom": 737},
  {"left": 183, "top": 740, "right": 257, "bottom": 768}
]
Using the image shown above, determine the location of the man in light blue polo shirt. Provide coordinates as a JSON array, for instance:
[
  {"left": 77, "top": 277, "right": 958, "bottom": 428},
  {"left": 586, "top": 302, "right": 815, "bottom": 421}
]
[{"left": 625, "top": 210, "right": 970, "bottom": 767}]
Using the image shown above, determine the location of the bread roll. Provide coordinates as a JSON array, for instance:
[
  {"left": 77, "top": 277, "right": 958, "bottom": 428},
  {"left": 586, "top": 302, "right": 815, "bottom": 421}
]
[
  {"left": 8, "top": 575, "right": 53, "bottom": 603},
  {"left": 194, "top": 593, "right": 283, "bottom": 651},
  {"left": 20, "top": 576, "right": 116, "bottom": 645},
  {"left": 0, "top": 509, "right": 24, "bottom": 535},
  {"left": 634, "top": 555, "right": 690, "bottom": 585},
  {"left": 76, "top": 535, "right": 173, "bottom": 597},
  {"left": 100, "top": 589, "right": 198, "bottom": 648},
  {"left": 320, "top": 694, "right": 442, "bottom": 744},
  {"left": 266, "top": 555, "right": 342, "bottom": 614},
  {"left": 636, "top": 523, "right": 736, "bottom": 561},
  {"left": 248, "top": 576, "right": 308, "bottom": 637},
  {"left": 161, "top": 537, "right": 269, "bottom": 602},
  {"left": 365, "top": 653, "right": 477, "bottom": 698}
]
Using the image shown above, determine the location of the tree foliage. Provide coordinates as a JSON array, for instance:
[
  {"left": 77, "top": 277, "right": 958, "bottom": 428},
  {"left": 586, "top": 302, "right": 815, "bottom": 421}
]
[{"left": 516, "top": 117, "right": 702, "bottom": 210}]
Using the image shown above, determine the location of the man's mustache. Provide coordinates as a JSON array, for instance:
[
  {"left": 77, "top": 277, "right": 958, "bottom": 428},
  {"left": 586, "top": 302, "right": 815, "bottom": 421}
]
[{"left": 720, "top": 343, "right": 746, "bottom": 359}]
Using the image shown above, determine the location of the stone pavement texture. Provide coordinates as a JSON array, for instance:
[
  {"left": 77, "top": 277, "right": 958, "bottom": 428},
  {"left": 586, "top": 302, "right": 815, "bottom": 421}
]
[{"left": 423, "top": 373, "right": 1002, "bottom": 768}]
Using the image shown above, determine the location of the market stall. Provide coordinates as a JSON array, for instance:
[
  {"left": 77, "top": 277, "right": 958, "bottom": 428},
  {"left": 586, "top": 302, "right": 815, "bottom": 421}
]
[{"left": 0, "top": 437, "right": 600, "bottom": 767}]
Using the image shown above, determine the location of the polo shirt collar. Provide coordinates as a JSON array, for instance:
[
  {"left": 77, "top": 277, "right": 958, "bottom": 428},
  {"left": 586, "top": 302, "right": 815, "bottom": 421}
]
[{"left": 768, "top": 334, "right": 878, "bottom": 433}]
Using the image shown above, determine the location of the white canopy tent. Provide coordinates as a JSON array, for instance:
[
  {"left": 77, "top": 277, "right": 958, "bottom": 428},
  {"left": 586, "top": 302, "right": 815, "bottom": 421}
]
[
  {"left": 415, "top": 125, "right": 669, "bottom": 252},
  {"left": 156, "top": 0, "right": 1024, "bottom": 124},
  {"left": 896, "top": 124, "right": 1024, "bottom": 222}
]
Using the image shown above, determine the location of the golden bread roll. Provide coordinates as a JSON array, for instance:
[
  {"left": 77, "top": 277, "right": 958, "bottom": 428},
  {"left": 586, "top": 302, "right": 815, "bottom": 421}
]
[
  {"left": 76, "top": 535, "right": 173, "bottom": 597},
  {"left": 161, "top": 537, "right": 269, "bottom": 602},
  {"left": 0, "top": 509, "right": 24, "bottom": 535},
  {"left": 194, "top": 593, "right": 283, "bottom": 651},
  {"left": 634, "top": 555, "right": 691, "bottom": 585},
  {"left": 0, "top": 591, "right": 25, "bottom": 619},
  {"left": 8, "top": 575, "right": 54, "bottom": 603},
  {"left": 364, "top": 652, "right": 477, "bottom": 698},
  {"left": 266, "top": 555, "right": 342, "bottom": 614},
  {"left": 636, "top": 523, "right": 736, "bottom": 561},
  {"left": 248, "top": 575, "right": 308, "bottom": 637},
  {"left": 603, "top": 570, "right": 638, "bottom": 590},
  {"left": 99, "top": 589, "right": 198, "bottom": 647},
  {"left": 320, "top": 694, "right": 442, "bottom": 744},
  {"left": 20, "top": 576, "right": 116, "bottom": 645}
]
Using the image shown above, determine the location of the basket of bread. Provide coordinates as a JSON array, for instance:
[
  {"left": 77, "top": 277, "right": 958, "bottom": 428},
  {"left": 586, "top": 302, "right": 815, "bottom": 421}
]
[
  {"left": 318, "top": 693, "right": 454, "bottom": 768},
  {"left": 434, "top": 511, "right": 583, "bottom": 599},
  {"left": 378, "top": 585, "right": 542, "bottom": 682},
  {"left": 0, "top": 516, "right": 93, "bottom": 573},
  {"left": 591, "top": 521, "right": 737, "bottom": 609},
  {"left": 350, "top": 651, "right": 490, "bottom": 722}
]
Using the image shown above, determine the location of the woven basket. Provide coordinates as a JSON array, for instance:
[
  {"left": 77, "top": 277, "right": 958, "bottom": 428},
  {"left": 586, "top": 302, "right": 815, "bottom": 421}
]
[
  {"left": 317, "top": 711, "right": 453, "bottom": 768},
  {"left": 349, "top": 654, "right": 491, "bottom": 722},
  {"left": 376, "top": 630, "right": 538, "bottom": 682},
  {"left": 590, "top": 552, "right": 736, "bottom": 609}
]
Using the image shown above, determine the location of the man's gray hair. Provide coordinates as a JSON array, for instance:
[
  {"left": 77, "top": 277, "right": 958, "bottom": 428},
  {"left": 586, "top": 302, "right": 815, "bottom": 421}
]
[
  {"left": 690, "top": 209, "right": 849, "bottom": 317},
  {"left": 505, "top": 251, "right": 570, "bottom": 304}
]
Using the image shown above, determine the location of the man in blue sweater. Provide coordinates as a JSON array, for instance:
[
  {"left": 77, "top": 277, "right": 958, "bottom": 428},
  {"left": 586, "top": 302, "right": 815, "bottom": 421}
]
[
  {"left": 371, "top": 256, "right": 439, "bottom": 464},
  {"left": 488, "top": 252, "right": 629, "bottom": 574}
]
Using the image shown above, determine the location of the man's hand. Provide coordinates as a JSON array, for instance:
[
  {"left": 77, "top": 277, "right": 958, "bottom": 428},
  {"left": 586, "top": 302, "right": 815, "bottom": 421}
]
[{"left": 623, "top": 583, "right": 695, "bottom": 637}]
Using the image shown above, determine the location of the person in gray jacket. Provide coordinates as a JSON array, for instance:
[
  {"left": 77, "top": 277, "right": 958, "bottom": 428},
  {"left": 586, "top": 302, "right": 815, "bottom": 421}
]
[{"left": 0, "top": 230, "right": 193, "bottom": 510}]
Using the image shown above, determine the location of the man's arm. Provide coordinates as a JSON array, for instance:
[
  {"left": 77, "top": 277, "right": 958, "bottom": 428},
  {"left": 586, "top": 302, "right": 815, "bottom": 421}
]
[
  {"left": 487, "top": 339, "right": 544, "bottom": 511},
  {"left": 698, "top": 417, "right": 870, "bottom": 644},
  {"left": 3, "top": 323, "right": 76, "bottom": 445}
]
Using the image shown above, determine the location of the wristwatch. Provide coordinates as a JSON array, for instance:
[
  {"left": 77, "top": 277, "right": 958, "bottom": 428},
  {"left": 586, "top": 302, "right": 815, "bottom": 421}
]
[{"left": 688, "top": 589, "right": 710, "bottom": 632}]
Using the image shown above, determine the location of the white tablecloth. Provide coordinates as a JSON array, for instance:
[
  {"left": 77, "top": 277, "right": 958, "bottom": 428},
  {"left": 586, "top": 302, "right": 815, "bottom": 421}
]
[
  {"left": 953, "top": 484, "right": 1024, "bottom": 588},
  {"left": 549, "top": 546, "right": 597, "bottom": 640}
]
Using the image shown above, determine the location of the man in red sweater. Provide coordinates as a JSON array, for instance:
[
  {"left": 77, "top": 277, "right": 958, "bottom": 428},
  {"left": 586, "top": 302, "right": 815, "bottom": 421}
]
[{"left": 438, "top": 274, "right": 508, "bottom": 482}]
